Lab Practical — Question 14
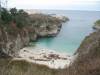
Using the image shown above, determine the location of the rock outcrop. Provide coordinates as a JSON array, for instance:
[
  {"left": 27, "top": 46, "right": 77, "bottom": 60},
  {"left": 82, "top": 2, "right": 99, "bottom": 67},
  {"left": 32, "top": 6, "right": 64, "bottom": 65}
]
[
  {"left": 0, "top": 26, "right": 30, "bottom": 57},
  {"left": 35, "top": 24, "right": 62, "bottom": 37},
  {"left": 93, "top": 20, "right": 100, "bottom": 30},
  {"left": 93, "top": 25, "right": 100, "bottom": 30},
  {"left": 28, "top": 14, "right": 68, "bottom": 40},
  {"left": 52, "top": 15, "right": 69, "bottom": 22},
  {"left": 75, "top": 31, "right": 100, "bottom": 55}
]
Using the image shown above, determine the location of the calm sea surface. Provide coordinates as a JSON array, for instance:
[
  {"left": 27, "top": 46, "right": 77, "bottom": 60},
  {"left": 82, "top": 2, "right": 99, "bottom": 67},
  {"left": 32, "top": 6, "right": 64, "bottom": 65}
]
[{"left": 33, "top": 10, "right": 100, "bottom": 54}]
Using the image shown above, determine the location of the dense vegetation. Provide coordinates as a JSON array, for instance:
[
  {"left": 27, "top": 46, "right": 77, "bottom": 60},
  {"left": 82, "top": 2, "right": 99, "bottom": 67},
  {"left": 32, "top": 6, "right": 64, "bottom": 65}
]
[{"left": 0, "top": 8, "right": 31, "bottom": 29}]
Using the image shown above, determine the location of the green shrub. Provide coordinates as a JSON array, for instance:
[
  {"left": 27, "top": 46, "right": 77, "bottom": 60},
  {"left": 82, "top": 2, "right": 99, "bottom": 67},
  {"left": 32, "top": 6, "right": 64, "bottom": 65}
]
[
  {"left": 0, "top": 8, "right": 31, "bottom": 29},
  {"left": 1, "top": 8, "right": 12, "bottom": 24}
]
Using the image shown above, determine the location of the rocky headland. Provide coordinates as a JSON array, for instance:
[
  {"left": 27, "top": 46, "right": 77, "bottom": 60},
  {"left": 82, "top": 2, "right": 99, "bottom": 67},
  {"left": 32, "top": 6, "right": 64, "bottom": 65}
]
[{"left": 0, "top": 8, "right": 69, "bottom": 58}]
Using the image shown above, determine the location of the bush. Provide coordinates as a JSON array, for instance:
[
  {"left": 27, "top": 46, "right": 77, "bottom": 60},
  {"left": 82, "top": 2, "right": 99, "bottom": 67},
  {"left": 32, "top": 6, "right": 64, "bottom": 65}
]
[
  {"left": 0, "top": 8, "right": 31, "bottom": 29},
  {"left": 14, "top": 9, "right": 30, "bottom": 29},
  {"left": 1, "top": 8, "right": 12, "bottom": 24}
]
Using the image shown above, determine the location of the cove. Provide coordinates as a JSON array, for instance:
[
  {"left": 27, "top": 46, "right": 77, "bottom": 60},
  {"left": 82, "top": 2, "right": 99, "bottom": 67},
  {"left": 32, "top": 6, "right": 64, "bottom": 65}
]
[{"left": 33, "top": 10, "right": 100, "bottom": 55}]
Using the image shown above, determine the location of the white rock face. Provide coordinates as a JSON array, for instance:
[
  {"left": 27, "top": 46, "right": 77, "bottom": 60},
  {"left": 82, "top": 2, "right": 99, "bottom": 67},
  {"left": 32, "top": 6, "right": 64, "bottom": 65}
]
[
  {"left": 52, "top": 15, "right": 69, "bottom": 22},
  {"left": 0, "top": 29, "right": 30, "bottom": 57}
]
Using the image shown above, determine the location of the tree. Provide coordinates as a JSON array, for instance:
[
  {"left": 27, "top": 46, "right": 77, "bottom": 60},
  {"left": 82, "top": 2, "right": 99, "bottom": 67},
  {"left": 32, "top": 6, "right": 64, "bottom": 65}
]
[
  {"left": 10, "top": 8, "right": 17, "bottom": 16},
  {"left": 1, "top": 8, "right": 12, "bottom": 24},
  {"left": 0, "top": 7, "right": 31, "bottom": 29}
]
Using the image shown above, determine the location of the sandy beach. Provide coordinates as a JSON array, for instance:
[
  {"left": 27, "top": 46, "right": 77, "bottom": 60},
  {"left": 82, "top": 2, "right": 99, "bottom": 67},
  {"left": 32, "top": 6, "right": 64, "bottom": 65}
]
[{"left": 13, "top": 46, "right": 74, "bottom": 69}]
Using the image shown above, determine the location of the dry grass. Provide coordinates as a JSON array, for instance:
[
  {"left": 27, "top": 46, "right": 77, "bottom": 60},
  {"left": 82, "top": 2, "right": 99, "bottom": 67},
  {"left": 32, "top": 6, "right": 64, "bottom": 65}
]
[{"left": 0, "top": 58, "right": 58, "bottom": 75}]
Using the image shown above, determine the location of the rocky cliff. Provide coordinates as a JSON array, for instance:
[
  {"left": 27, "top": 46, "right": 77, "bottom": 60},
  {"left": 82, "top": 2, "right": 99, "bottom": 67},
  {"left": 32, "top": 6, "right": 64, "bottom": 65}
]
[
  {"left": 93, "top": 20, "right": 100, "bottom": 30},
  {"left": 0, "top": 13, "right": 68, "bottom": 57},
  {"left": 29, "top": 14, "right": 69, "bottom": 40},
  {"left": 63, "top": 30, "right": 100, "bottom": 75},
  {"left": 0, "top": 26, "right": 30, "bottom": 57}
]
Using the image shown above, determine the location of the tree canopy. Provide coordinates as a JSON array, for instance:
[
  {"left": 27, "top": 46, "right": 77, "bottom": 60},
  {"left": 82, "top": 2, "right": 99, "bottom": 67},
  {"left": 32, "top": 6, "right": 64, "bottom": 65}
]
[{"left": 0, "top": 8, "right": 30, "bottom": 28}]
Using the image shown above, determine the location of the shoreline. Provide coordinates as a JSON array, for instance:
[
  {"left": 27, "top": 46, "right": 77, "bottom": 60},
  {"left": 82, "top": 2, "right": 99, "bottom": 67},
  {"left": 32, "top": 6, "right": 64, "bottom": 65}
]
[{"left": 13, "top": 46, "right": 74, "bottom": 69}]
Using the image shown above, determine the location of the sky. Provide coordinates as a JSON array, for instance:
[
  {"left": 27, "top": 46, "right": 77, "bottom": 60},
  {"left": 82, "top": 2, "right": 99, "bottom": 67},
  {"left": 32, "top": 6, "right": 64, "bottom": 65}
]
[{"left": 3, "top": 0, "right": 100, "bottom": 11}]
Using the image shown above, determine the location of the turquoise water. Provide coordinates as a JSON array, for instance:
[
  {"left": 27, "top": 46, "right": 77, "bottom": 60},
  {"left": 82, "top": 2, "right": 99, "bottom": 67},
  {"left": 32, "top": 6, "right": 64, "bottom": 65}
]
[{"left": 34, "top": 10, "right": 100, "bottom": 54}]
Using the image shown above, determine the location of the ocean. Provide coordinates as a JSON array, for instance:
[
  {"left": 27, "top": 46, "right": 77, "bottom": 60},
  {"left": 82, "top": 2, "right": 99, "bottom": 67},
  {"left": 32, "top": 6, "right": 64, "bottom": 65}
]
[{"left": 33, "top": 10, "right": 100, "bottom": 55}]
